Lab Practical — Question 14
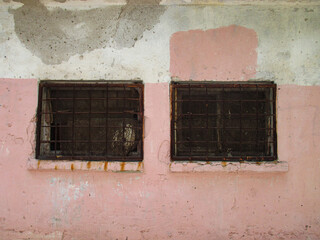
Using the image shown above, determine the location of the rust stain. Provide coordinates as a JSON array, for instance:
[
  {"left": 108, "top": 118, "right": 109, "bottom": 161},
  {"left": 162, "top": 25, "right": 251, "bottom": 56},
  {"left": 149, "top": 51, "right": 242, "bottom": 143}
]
[
  {"left": 120, "top": 162, "right": 125, "bottom": 171},
  {"left": 104, "top": 162, "right": 108, "bottom": 171},
  {"left": 37, "top": 160, "right": 40, "bottom": 169},
  {"left": 71, "top": 164, "right": 74, "bottom": 171},
  {"left": 87, "top": 161, "right": 91, "bottom": 169},
  {"left": 54, "top": 165, "right": 58, "bottom": 170},
  {"left": 256, "top": 161, "right": 262, "bottom": 165},
  {"left": 137, "top": 162, "right": 142, "bottom": 171},
  {"left": 221, "top": 161, "right": 227, "bottom": 167}
]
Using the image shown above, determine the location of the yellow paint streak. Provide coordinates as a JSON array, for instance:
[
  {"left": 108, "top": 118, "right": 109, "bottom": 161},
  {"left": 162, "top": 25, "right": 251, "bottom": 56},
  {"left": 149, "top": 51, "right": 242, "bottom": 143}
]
[
  {"left": 87, "top": 161, "right": 91, "bottom": 169},
  {"left": 37, "top": 160, "right": 40, "bottom": 169},
  {"left": 54, "top": 165, "right": 58, "bottom": 170},
  {"left": 120, "top": 162, "right": 125, "bottom": 171},
  {"left": 104, "top": 162, "right": 108, "bottom": 171},
  {"left": 71, "top": 164, "right": 74, "bottom": 171}
]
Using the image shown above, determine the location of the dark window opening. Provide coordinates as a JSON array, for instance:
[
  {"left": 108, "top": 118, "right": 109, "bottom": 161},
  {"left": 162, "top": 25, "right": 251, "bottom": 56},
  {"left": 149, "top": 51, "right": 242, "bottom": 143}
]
[
  {"left": 36, "top": 81, "right": 144, "bottom": 161},
  {"left": 171, "top": 82, "right": 277, "bottom": 161}
]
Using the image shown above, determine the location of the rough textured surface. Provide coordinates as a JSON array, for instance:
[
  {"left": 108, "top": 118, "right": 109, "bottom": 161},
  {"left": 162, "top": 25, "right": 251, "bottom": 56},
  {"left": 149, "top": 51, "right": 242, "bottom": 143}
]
[
  {"left": 0, "top": 0, "right": 320, "bottom": 239},
  {"left": 170, "top": 161, "right": 289, "bottom": 172},
  {"left": 9, "top": 0, "right": 166, "bottom": 64},
  {"left": 0, "top": 3, "right": 319, "bottom": 84}
]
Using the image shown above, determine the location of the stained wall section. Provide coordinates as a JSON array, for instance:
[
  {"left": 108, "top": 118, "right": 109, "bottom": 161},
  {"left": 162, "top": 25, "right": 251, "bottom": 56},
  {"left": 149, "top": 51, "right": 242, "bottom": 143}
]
[{"left": 0, "top": 1, "right": 320, "bottom": 239}]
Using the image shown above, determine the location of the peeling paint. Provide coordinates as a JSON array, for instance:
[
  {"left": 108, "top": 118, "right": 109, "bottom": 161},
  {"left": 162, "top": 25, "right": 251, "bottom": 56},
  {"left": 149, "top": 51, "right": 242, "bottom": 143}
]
[{"left": 10, "top": 0, "right": 166, "bottom": 64}]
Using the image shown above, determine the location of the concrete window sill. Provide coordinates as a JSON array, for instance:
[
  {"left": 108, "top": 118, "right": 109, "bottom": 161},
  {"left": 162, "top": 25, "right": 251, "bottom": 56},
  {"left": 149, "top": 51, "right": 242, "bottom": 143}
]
[
  {"left": 169, "top": 161, "right": 288, "bottom": 173},
  {"left": 27, "top": 158, "right": 143, "bottom": 172}
]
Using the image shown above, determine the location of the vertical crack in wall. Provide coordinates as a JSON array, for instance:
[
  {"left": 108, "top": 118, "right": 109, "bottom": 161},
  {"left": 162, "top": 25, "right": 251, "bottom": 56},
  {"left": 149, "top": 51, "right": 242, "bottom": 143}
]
[{"left": 10, "top": 0, "right": 166, "bottom": 65}]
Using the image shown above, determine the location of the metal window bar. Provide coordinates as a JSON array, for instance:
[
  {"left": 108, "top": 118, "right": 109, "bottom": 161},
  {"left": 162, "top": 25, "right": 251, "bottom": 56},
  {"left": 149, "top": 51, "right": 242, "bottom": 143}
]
[
  {"left": 105, "top": 85, "right": 109, "bottom": 157},
  {"left": 188, "top": 84, "right": 192, "bottom": 160},
  {"left": 205, "top": 86, "right": 209, "bottom": 161},
  {"left": 36, "top": 82, "right": 144, "bottom": 162},
  {"left": 170, "top": 82, "right": 277, "bottom": 162}
]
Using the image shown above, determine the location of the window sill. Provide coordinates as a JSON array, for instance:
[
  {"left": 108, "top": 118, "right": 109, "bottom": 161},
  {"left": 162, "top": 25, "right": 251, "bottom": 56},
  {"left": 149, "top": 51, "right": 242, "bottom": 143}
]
[
  {"left": 169, "top": 161, "right": 288, "bottom": 173},
  {"left": 27, "top": 158, "right": 143, "bottom": 172}
]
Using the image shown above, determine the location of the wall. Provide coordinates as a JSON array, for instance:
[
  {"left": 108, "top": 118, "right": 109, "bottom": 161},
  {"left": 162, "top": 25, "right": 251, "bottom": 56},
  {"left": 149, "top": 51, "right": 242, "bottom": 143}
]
[{"left": 0, "top": 0, "right": 320, "bottom": 239}]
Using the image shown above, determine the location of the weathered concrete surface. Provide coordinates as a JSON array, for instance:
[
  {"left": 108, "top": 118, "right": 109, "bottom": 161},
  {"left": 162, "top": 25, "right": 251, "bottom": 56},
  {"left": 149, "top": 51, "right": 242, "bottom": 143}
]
[
  {"left": 9, "top": 0, "right": 166, "bottom": 64},
  {"left": 0, "top": 2, "right": 319, "bottom": 85}
]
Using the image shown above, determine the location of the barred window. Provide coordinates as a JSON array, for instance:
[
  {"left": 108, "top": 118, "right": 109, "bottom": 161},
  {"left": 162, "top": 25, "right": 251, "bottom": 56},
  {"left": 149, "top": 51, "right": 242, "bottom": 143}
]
[
  {"left": 171, "top": 82, "right": 277, "bottom": 161},
  {"left": 36, "top": 81, "right": 143, "bottom": 161}
]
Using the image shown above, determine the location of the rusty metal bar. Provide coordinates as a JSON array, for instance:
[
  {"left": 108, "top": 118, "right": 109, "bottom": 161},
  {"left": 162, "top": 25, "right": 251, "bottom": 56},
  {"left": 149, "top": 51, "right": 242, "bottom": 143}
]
[
  {"left": 35, "top": 84, "right": 43, "bottom": 159},
  {"left": 36, "top": 82, "right": 144, "bottom": 161},
  {"left": 239, "top": 85, "right": 242, "bottom": 158},
  {"left": 40, "top": 140, "right": 141, "bottom": 143},
  {"left": 122, "top": 85, "right": 126, "bottom": 157},
  {"left": 206, "top": 86, "right": 209, "bottom": 160},
  {"left": 172, "top": 156, "right": 276, "bottom": 162},
  {"left": 105, "top": 84, "right": 109, "bottom": 157},
  {"left": 41, "top": 125, "right": 142, "bottom": 129},
  {"left": 175, "top": 140, "right": 275, "bottom": 144},
  {"left": 188, "top": 84, "right": 192, "bottom": 160},
  {"left": 38, "top": 155, "right": 142, "bottom": 162},
  {"left": 273, "top": 86, "right": 278, "bottom": 159},
  {"left": 88, "top": 89, "right": 92, "bottom": 159},
  {"left": 71, "top": 86, "right": 75, "bottom": 160},
  {"left": 170, "top": 82, "right": 277, "bottom": 162},
  {"left": 40, "top": 111, "right": 141, "bottom": 114},
  {"left": 174, "top": 99, "right": 275, "bottom": 102},
  {"left": 171, "top": 83, "right": 276, "bottom": 88},
  {"left": 43, "top": 97, "right": 140, "bottom": 101}
]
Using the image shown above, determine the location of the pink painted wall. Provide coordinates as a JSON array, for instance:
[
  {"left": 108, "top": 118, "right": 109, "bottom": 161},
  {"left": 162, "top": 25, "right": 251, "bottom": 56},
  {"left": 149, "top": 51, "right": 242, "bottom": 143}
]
[
  {"left": 0, "top": 25, "right": 319, "bottom": 240},
  {"left": 0, "top": 78, "right": 320, "bottom": 239},
  {"left": 170, "top": 25, "right": 258, "bottom": 81}
]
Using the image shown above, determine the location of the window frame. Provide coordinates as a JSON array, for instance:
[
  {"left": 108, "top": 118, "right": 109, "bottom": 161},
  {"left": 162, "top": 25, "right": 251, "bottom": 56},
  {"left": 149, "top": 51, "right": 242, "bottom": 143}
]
[
  {"left": 35, "top": 81, "right": 144, "bottom": 162},
  {"left": 170, "top": 81, "right": 277, "bottom": 162}
]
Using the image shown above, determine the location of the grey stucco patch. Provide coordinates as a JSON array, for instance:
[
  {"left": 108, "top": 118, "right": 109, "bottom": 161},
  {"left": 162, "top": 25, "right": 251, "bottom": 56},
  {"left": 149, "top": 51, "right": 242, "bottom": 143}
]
[{"left": 9, "top": 0, "right": 166, "bottom": 64}]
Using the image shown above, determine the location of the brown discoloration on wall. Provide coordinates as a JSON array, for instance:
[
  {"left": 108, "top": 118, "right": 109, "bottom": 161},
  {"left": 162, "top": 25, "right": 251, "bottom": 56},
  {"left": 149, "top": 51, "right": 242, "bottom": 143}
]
[
  {"left": 120, "top": 162, "right": 125, "bottom": 171},
  {"left": 10, "top": 0, "right": 166, "bottom": 64}
]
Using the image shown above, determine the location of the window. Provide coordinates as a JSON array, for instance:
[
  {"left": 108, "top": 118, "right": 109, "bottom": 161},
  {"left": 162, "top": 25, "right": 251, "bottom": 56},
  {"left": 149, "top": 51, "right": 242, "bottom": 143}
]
[
  {"left": 36, "top": 81, "right": 144, "bottom": 161},
  {"left": 171, "top": 82, "right": 277, "bottom": 161}
]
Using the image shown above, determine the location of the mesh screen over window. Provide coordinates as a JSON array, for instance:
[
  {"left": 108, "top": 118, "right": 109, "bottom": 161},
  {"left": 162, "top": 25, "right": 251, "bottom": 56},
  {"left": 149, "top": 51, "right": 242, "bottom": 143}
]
[
  {"left": 36, "top": 82, "right": 143, "bottom": 161},
  {"left": 171, "top": 82, "right": 277, "bottom": 161}
]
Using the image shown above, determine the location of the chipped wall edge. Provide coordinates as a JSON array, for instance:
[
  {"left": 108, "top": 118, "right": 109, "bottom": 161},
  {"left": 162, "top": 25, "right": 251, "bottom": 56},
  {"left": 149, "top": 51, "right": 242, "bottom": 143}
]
[
  {"left": 170, "top": 161, "right": 289, "bottom": 173},
  {"left": 27, "top": 158, "right": 144, "bottom": 172}
]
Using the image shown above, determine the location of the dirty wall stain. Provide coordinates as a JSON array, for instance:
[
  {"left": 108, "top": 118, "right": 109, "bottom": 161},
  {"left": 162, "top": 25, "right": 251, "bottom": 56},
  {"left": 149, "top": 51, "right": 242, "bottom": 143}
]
[{"left": 10, "top": 0, "right": 166, "bottom": 64}]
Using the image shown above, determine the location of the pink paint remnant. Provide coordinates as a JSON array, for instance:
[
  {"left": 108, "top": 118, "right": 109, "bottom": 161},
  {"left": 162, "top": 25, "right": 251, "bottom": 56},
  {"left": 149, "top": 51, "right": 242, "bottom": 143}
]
[
  {"left": 170, "top": 25, "right": 258, "bottom": 81},
  {"left": 1, "top": 79, "right": 320, "bottom": 239}
]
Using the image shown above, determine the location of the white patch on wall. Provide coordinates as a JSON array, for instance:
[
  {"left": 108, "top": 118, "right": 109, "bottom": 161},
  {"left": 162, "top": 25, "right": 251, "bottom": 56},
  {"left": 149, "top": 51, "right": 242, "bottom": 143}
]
[{"left": 49, "top": 177, "right": 93, "bottom": 227}]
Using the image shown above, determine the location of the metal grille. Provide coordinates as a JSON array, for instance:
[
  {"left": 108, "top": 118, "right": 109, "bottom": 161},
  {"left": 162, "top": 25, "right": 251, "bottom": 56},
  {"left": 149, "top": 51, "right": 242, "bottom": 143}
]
[
  {"left": 36, "top": 81, "right": 144, "bottom": 161},
  {"left": 171, "top": 82, "right": 277, "bottom": 161}
]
